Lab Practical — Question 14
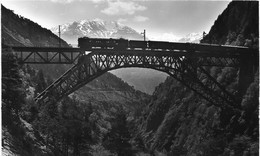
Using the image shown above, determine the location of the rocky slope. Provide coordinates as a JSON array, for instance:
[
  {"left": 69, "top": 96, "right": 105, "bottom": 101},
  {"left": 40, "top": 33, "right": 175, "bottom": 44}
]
[
  {"left": 137, "top": 1, "right": 259, "bottom": 155},
  {"left": 1, "top": 5, "right": 68, "bottom": 47},
  {"left": 111, "top": 68, "right": 168, "bottom": 95},
  {"left": 73, "top": 72, "right": 149, "bottom": 114}
]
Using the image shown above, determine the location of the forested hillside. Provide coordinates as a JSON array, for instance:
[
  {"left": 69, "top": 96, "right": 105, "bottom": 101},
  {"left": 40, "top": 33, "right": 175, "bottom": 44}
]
[
  {"left": 201, "top": 1, "right": 258, "bottom": 47},
  {"left": 137, "top": 1, "right": 259, "bottom": 155},
  {"left": 2, "top": 5, "right": 149, "bottom": 155},
  {"left": 1, "top": 4, "right": 73, "bottom": 79},
  {"left": 1, "top": 5, "right": 68, "bottom": 47}
]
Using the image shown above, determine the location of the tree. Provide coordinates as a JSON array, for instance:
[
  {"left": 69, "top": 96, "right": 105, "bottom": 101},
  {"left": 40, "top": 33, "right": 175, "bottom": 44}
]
[
  {"left": 55, "top": 97, "right": 93, "bottom": 155},
  {"left": 103, "top": 106, "right": 133, "bottom": 155},
  {"left": 2, "top": 47, "right": 25, "bottom": 128},
  {"left": 34, "top": 69, "right": 47, "bottom": 95}
]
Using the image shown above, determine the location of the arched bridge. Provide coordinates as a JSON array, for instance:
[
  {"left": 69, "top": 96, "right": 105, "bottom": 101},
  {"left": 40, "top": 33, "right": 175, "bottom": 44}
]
[{"left": 9, "top": 42, "right": 258, "bottom": 111}]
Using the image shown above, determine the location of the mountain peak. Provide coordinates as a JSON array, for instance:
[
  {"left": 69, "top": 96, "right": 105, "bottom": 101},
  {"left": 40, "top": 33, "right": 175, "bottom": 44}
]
[
  {"left": 51, "top": 19, "right": 143, "bottom": 44},
  {"left": 178, "top": 32, "right": 202, "bottom": 43}
]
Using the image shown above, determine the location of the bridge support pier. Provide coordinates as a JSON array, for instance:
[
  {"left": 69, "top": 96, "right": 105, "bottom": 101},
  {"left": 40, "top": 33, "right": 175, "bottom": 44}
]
[{"left": 238, "top": 52, "right": 258, "bottom": 100}]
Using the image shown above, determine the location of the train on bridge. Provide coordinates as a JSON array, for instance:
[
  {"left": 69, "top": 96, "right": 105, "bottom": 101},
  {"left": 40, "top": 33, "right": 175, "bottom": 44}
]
[
  {"left": 78, "top": 37, "right": 248, "bottom": 53},
  {"left": 78, "top": 37, "right": 179, "bottom": 51}
]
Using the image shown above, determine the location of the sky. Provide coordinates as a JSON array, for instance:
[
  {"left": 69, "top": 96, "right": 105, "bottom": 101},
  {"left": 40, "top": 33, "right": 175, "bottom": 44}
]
[{"left": 1, "top": 0, "right": 231, "bottom": 41}]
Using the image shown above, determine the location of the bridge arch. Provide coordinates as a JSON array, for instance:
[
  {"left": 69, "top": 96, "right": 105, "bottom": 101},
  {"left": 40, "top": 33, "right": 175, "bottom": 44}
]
[{"left": 36, "top": 51, "right": 240, "bottom": 111}]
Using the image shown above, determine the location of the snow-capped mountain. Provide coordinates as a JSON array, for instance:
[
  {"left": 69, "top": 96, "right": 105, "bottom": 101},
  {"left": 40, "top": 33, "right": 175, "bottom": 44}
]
[
  {"left": 178, "top": 32, "right": 203, "bottom": 43},
  {"left": 148, "top": 32, "right": 203, "bottom": 43},
  {"left": 51, "top": 19, "right": 143, "bottom": 45},
  {"left": 52, "top": 19, "right": 203, "bottom": 45}
]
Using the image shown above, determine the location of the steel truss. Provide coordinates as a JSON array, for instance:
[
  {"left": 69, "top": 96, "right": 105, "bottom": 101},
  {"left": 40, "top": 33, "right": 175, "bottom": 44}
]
[
  {"left": 35, "top": 50, "right": 242, "bottom": 110},
  {"left": 11, "top": 47, "right": 82, "bottom": 64}
]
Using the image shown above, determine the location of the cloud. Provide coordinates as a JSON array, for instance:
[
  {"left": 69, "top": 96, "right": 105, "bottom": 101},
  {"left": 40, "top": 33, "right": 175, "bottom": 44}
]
[
  {"left": 101, "top": 0, "right": 146, "bottom": 15},
  {"left": 117, "top": 18, "right": 127, "bottom": 24},
  {"left": 50, "top": 0, "right": 147, "bottom": 16},
  {"left": 50, "top": 0, "right": 76, "bottom": 3},
  {"left": 90, "top": 0, "right": 105, "bottom": 3},
  {"left": 50, "top": 0, "right": 104, "bottom": 3},
  {"left": 148, "top": 32, "right": 181, "bottom": 42},
  {"left": 133, "top": 15, "right": 149, "bottom": 22}
]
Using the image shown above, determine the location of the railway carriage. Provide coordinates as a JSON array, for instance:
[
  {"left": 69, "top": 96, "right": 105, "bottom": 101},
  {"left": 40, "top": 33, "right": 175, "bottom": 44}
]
[
  {"left": 78, "top": 37, "right": 128, "bottom": 50},
  {"left": 148, "top": 41, "right": 171, "bottom": 50},
  {"left": 193, "top": 43, "right": 241, "bottom": 54},
  {"left": 115, "top": 38, "right": 128, "bottom": 50},
  {"left": 191, "top": 43, "right": 219, "bottom": 53},
  {"left": 78, "top": 37, "right": 113, "bottom": 49},
  {"left": 129, "top": 40, "right": 148, "bottom": 50},
  {"left": 169, "top": 42, "right": 195, "bottom": 52}
]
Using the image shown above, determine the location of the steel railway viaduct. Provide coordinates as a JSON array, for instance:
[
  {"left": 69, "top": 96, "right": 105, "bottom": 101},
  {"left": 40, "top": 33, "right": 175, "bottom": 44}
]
[{"left": 9, "top": 41, "right": 258, "bottom": 112}]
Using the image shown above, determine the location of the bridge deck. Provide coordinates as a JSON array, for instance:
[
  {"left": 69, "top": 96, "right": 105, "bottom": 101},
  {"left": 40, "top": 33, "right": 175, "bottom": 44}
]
[
  {"left": 8, "top": 42, "right": 258, "bottom": 64},
  {"left": 11, "top": 46, "right": 81, "bottom": 52},
  {"left": 11, "top": 47, "right": 82, "bottom": 64}
]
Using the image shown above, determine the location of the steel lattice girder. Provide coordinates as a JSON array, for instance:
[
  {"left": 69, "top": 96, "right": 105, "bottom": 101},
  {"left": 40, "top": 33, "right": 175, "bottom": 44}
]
[
  {"left": 11, "top": 47, "right": 82, "bottom": 64},
  {"left": 35, "top": 52, "right": 241, "bottom": 111}
]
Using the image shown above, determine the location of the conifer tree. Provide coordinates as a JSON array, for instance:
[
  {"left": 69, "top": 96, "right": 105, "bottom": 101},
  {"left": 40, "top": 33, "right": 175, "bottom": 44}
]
[
  {"left": 35, "top": 69, "right": 47, "bottom": 95},
  {"left": 103, "top": 106, "right": 133, "bottom": 155},
  {"left": 2, "top": 47, "right": 25, "bottom": 127}
]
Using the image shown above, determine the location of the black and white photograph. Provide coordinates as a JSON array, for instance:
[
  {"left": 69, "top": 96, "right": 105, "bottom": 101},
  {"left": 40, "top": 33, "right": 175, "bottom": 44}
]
[{"left": 1, "top": 0, "right": 259, "bottom": 155}]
